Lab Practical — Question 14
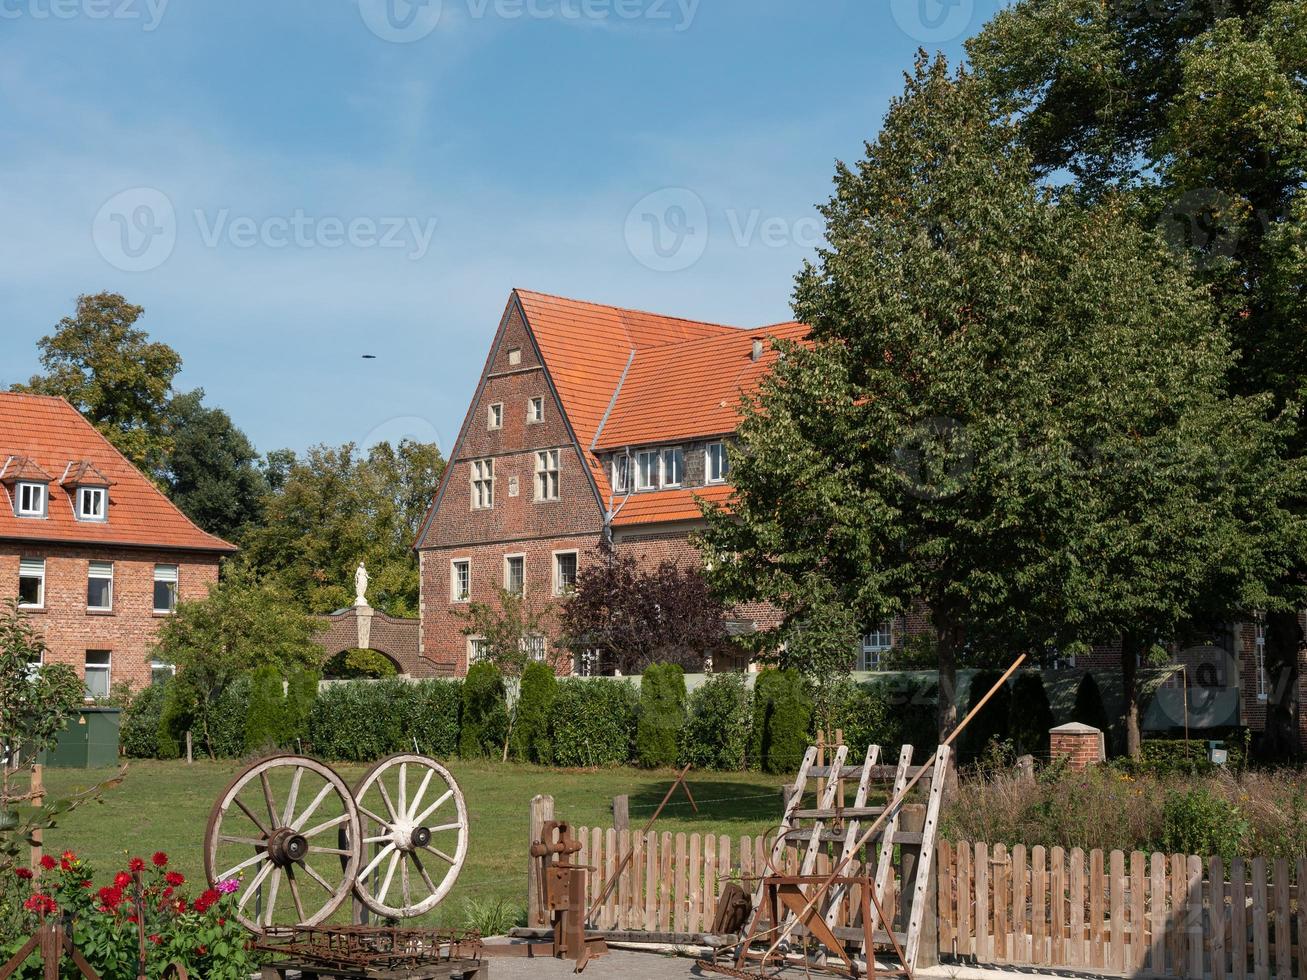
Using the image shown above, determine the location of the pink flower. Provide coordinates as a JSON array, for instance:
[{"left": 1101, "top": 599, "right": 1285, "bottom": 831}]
[{"left": 216, "top": 878, "right": 240, "bottom": 895}]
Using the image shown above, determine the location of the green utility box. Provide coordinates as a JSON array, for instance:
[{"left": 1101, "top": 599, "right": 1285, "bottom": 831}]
[{"left": 42, "top": 707, "right": 121, "bottom": 768}]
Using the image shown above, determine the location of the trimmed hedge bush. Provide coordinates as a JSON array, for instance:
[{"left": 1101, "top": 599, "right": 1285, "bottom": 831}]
[
  {"left": 120, "top": 682, "right": 169, "bottom": 759},
  {"left": 550, "top": 679, "right": 638, "bottom": 768},
  {"left": 512, "top": 661, "right": 558, "bottom": 764},
  {"left": 680, "top": 672, "right": 752, "bottom": 771},
  {"left": 1008, "top": 671, "right": 1054, "bottom": 758},
  {"left": 245, "top": 666, "right": 289, "bottom": 754},
  {"left": 308, "top": 679, "right": 461, "bottom": 761},
  {"left": 826, "top": 679, "right": 892, "bottom": 762},
  {"left": 636, "top": 664, "right": 686, "bottom": 768},
  {"left": 958, "top": 669, "right": 1012, "bottom": 764},
  {"left": 286, "top": 669, "right": 320, "bottom": 746},
  {"left": 752, "top": 669, "right": 812, "bottom": 773},
  {"left": 460, "top": 662, "right": 508, "bottom": 759},
  {"left": 208, "top": 677, "right": 252, "bottom": 758}
]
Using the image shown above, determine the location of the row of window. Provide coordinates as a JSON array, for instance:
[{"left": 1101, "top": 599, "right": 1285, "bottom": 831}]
[
  {"left": 470, "top": 450, "right": 561, "bottom": 510},
  {"left": 450, "top": 551, "right": 578, "bottom": 602},
  {"left": 611, "top": 442, "right": 729, "bottom": 494},
  {"left": 487, "top": 396, "right": 545, "bottom": 430},
  {"left": 467, "top": 633, "right": 549, "bottom": 665},
  {"left": 24, "top": 648, "right": 175, "bottom": 699},
  {"left": 12, "top": 482, "right": 107, "bottom": 522},
  {"left": 16, "top": 559, "right": 179, "bottom": 614}
]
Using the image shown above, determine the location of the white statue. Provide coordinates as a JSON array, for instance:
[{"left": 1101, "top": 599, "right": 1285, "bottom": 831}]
[{"left": 354, "top": 562, "right": 370, "bottom": 607}]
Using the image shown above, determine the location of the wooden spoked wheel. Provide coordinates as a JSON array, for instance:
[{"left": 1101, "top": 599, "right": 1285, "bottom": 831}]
[
  {"left": 349, "top": 754, "right": 468, "bottom": 918},
  {"left": 204, "top": 755, "right": 361, "bottom": 933}
]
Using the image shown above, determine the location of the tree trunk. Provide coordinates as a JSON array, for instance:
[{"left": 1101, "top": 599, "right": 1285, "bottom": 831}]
[
  {"left": 932, "top": 612, "right": 962, "bottom": 740},
  {"left": 1120, "top": 633, "right": 1142, "bottom": 760},
  {"left": 1261, "top": 609, "right": 1302, "bottom": 763}
]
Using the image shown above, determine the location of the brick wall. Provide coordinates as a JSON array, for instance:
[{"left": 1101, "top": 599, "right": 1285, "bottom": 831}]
[
  {"left": 0, "top": 543, "right": 221, "bottom": 691},
  {"left": 1049, "top": 725, "right": 1105, "bottom": 771}
]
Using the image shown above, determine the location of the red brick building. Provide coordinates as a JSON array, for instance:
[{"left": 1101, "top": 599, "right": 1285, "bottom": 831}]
[
  {"left": 415, "top": 289, "right": 805, "bottom": 676},
  {"left": 0, "top": 392, "right": 236, "bottom": 694}
]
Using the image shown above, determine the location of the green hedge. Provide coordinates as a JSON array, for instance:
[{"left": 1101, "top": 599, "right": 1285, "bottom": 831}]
[
  {"left": 245, "top": 666, "right": 289, "bottom": 754},
  {"left": 550, "top": 679, "right": 638, "bottom": 768},
  {"left": 680, "top": 673, "right": 752, "bottom": 770},
  {"left": 636, "top": 664, "right": 687, "bottom": 768},
  {"left": 512, "top": 661, "right": 557, "bottom": 764},
  {"left": 460, "top": 663, "right": 508, "bottom": 759},
  {"left": 308, "top": 679, "right": 461, "bottom": 761},
  {"left": 120, "top": 682, "right": 169, "bottom": 759}
]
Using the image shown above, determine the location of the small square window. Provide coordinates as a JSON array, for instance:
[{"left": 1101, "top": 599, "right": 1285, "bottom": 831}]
[
  {"left": 505, "top": 555, "right": 525, "bottom": 596},
  {"left": 15, "top": 482, "right": 46, "bottom": 518},
  {"left": 507, "top": 348, "right": 522, "bottom": 366},
  {"left": 528, "top": 397, "right": 544, "bottom": 424},
  {"left": 451, "top": 559, "right": 471, "bottom": 602},
  {"left": 554, "top": 552, "right": 578, "bottom": 595},
  {"left": 859, "top": 622, "right": 893, "bottom": 671},
  {"left": 488, "top": 403, "right": 503, "bottom": 430},
  {"left": 84, "top": 650, "right": 111, "bottom": 699},
  {"left": 468, "top": 637, "right": 488, "bottom": 664},
  {"left": 18, "top": 558, "right": 44, "bottom": 609},
  {"left": 153, "top": 564, "right": 179, "bottom": 614},
  {"left": 87, "top": 561, "right": 113, "bottom": 611},
  {"left": 77, "top": 486, "right": 107, "bottom": 522}
]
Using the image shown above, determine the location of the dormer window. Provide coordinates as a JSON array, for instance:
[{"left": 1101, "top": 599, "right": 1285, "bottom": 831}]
[
  {"left": 77, "top": 486, "right": 107, "bottom": 522},
  {"left": 15, "top": 482, "right": 47, "bottom": 518}
]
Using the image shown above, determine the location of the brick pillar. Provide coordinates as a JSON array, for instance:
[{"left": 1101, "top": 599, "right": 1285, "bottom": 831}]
[{"left": 1049, "top": 722, "right": 1105, "bottom": 771}]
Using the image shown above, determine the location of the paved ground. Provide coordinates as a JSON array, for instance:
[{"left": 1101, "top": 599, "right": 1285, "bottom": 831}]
[{"left": 481, "top": 941, "right": 718, "bottom": 979}]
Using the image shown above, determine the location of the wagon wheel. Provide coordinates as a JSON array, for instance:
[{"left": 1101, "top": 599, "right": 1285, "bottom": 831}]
[
  {"left": 204, "top": 755, "right": 361, "bottom": 933},
  {"left": 349, "top": 754, "right": 468, "bottom": 918}
]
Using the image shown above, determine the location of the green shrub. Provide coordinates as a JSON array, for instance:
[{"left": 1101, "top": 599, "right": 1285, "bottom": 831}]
[
  {"left": 307, "top": 679, "right": 461, "bottom": 761},
  {"left": 156, "top": 683, "right": 188, "bottom": 760},
  {"left": 208, "top": 676, "right": 252, "bottom": 758},
  {"left": 120, "top": 682, "right": 169, "bottom": 758},
  {"left": 751, "top": 669, "right": 812, "bottom": 774},
  {"left": 285, "top": 669, "right": 320, "bottom": 746},
  {"left": 323, "top": 649, "right": 399, "bottom": 679},
  {"left": 868, "top": 674, "right": 938, "bottom": 756},
  {"left": 825, "top": 679, "right": 892, "bottom": 761},
  {"left": 680, "top": 672, "right": 752, "bottom": 771},
  {"left": 636, "top": 664, "right": 687, "bottom": 768},
  {"left": 1160, "top": 787, "right": 1249, "bottom": 859},
  {"left": 512, "top": 661, "right": 557, "bottom": 764},
  {"left": 550, "top": 679, "right": 638, "bottom": 768},
  {"left": 460, "top": 662, "right": 508, "bottom": 759},
  {"left": 408, "top": 680, "right": 462, "bottom": 757},
  {"left": 245, "top": 666, "right": 290, "bottom": 754},
  {"left": 1073, "top": 673, "right": 1111, "bottom": 737},
  {"left": 959, "top": 670, "right": 1012, "bottom": 764},
  {"left": 1008, "top": 671, "right": 1054, "bottom": 758}
]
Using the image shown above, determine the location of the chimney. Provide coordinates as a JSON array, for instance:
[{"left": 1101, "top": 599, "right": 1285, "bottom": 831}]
[{"left": 751, "top": 338, "right": 764, "bottom": 362}]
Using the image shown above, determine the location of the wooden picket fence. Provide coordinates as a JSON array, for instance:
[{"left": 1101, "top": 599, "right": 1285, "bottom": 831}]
[
  {"left": 567, "top": 826, "right": 903, "bottom": 936},
  {"left": 937, "top": 840, "right": 1307, "bottom": 979}
]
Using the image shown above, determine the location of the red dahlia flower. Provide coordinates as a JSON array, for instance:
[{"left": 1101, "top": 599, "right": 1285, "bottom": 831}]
[{"left": 151, "top": 852, "right": 168, "bottom": 867}]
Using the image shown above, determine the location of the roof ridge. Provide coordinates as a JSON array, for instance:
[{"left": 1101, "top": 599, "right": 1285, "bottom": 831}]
[{"left": 514, "top": 287, "right": 744, "bottom": 333}]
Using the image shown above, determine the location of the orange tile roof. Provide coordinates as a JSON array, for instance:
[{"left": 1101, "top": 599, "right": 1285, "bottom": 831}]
[
  {"left": 512, "top": 290, "right": 810, "bottom": 529},
  {"left": 0, "top": 392, "right": 236, "bottom": 553}
]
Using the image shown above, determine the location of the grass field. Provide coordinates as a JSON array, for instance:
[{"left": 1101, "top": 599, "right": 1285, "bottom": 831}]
[{"left": 36, "top": 760, "right": 785, "bottom": 927}]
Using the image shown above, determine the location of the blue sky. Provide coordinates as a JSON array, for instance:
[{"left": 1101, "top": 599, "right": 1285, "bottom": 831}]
[{"left": 0, "top": 0, "right": 1005, "bottom": 457}]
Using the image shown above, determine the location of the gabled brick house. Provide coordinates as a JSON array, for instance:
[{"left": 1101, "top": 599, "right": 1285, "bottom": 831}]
[
  {"left": 415, "top": 289, "right": 804, "bottom": 676},
  {"left": 0, "top": 392, "right": 236, "bottom": 693}
]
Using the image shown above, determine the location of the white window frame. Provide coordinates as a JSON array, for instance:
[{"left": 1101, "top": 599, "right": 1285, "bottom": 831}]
[
  {"left": 487, "top": 403, "right": 503, "bottom": 430},
  {"left": 471, "top": 458, "right": 495, "bottom": 510},
  {"left": 859, "top": 622, "right": 893, "bottom": 671},
  {"left": 520, "top": 634, "right": 547, "bottom": 663},
  {"left": 450, "top": 558, "right": 471, "bottom": 603},
  {"left": 87, "top": 561, "right": 114, "bottom": 612},
  {"left": 150, "top": 660, "right": 175, "bottom": 686},
  {"left": 635, "top": 450, "right": 660, "bottom": 491},
  {"left": 84, "top": 650, "right": 111, "bottom": 699},
  {"left": 612, "top": 455, "right": 631, "bottom": 494},
  {"left": 553, "top": 550, "right": 578, "bottom": 596},
  {"left": 18, "top": 558, "right": 45, "bottom": 610},
  {"left": 706, "top": 443, "right": 730, "bottom": 484},
  {"left": 661, "top": 447, "right": 684, "bottom": 488},
  {"left": 153, "top": 564, "right": 179, "bottom": 614},
  {"left": 535, "top": 449, "right": 560, "bottom": 501},
  {"left": 528, "top": 397, "right": 544, "bottom": 424},
  {"left": 76, "top": 486, "right": 107, "bottom": 522},
  {"left": 503, "top": 553, "right": 526, "bottom": 597},
  {"left": 467, "top": 636, "right": 488, "bottom": 665},
  {"left": 15, "top": 482, "right": 47, "bottom": 518}
]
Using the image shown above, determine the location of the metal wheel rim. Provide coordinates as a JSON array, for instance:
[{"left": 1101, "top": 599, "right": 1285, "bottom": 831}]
[
  {"left": 204, "top": 754, "right": 361, "bottom": 933},
  {"left": 350, "top": 753, "right": 468, "bottom": 918}
]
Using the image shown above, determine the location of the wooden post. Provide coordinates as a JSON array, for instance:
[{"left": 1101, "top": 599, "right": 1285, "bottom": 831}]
[
  {"left": 528, "top": 795, "right": 554, "bottom": 927},
  {"left": 185, "top": 731, "right": 193, "bottom": 765},
  {"left": 29, "top": 766, "right": 43, "bottom": 873},
  {"left": 612, "top": 795, "right": 630, "bottom": 834}
]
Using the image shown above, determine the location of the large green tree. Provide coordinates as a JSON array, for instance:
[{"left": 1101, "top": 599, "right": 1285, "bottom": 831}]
[
  {"left": 701, "top": 57, "right": 1298, "bottom": 749},
  {"left": 241, "top": 440, "right": 445, "bottom": 617},
  {"left": 968, "top": 0, "right": 1307, "bottom": 753},
  {"left": 164, "top": 389, "right": 268, "bottom": 541},
  {"left": 15, "top": 293, "right": 182, "bottom": 481}
]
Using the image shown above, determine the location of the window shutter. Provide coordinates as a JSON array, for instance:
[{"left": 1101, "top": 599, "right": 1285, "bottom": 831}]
[
  {"left": 19, "top": 558, "right": 44, "bottom": 577},
  {"left": 154, "top": 564, "right": 179, "bottom": 583},
  {"left": 89, "top": 561, "right": 113, "bottom": 577}
]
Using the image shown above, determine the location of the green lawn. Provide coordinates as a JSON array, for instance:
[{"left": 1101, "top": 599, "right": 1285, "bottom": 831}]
[{"left": 37, "top": 760, "right": 785, "bottom": 926}]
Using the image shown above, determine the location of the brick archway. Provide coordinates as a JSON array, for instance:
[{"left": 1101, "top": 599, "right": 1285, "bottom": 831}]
[{"left": 311, "top": 604, "right": 428, "bottom": 676}]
